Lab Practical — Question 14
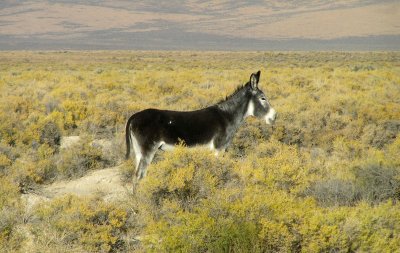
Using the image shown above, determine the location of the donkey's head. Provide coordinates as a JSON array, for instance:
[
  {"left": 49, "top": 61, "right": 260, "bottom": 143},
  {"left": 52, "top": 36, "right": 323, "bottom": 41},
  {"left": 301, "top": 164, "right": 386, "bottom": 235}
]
[{"left": 245, "top": 71, "right": 277, "bottom": 124}]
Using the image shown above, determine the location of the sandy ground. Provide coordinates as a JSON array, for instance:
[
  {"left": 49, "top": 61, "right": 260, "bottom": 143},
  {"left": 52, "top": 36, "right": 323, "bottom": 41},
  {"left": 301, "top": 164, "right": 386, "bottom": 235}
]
[
  {"left": 22, "top": 166, "right": 131, "bottom": 210},
  {"left": 45, "top": 166, "right": 129, "bottom": 199}
]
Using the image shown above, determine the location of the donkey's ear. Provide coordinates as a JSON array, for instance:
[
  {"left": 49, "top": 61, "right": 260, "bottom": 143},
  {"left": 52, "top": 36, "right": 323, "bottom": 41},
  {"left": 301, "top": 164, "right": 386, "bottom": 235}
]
[{"left": 250, "top": 70, "right": 261, "bottom": 89}]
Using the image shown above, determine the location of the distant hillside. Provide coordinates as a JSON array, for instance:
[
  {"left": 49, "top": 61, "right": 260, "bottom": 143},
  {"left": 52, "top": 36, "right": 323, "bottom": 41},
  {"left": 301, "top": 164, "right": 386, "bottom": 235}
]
[{"left": 0, "top": 0, "right": 399, "bottom": 50}]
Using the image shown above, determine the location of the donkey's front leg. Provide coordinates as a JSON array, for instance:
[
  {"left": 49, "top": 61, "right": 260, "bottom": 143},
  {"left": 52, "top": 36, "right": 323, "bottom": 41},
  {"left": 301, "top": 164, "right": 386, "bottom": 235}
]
[{"left": 213, "top": 135, "right": 232, "bottom": 157}]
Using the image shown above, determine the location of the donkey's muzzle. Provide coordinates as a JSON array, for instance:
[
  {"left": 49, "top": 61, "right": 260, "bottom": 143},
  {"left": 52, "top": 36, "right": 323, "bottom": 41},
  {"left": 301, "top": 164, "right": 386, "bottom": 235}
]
[
  {"left": 265, "top": 108, "right": 277, "bottom": 125},
  {"left": 271, "top": 112, "right": 277, "bottom": 123}
]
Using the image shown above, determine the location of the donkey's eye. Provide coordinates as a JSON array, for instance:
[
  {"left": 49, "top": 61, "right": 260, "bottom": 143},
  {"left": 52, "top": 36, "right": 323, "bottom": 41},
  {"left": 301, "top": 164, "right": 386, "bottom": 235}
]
[{"left": 261, "top": 97, "right": 266, "bottom": 101}]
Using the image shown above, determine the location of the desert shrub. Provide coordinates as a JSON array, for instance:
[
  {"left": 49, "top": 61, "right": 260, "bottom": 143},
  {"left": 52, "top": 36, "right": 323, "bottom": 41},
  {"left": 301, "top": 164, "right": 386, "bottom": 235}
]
[
  {"left": 229, "top": 119, "right": 271, "bottom": 158},
  {"left": 83, "top": 94, "right": 127, "bottom": 137},
  {"left": 305, "top": 179, "right": 359, "bottom": 206},
  {"left": 273, "top": 123, "right": 305, "bottom": 147},
  {"left": 353, "top": 164, "right": 400, "bottom": 204},
  {"left": 331, "top": 136, "right": 365, "bottom": 160},
  {"left": 207, "top": 218, "right": 263, "bottom": 253},
  {"left": 289, "top": 75, "right": 311, "bottom": 88},
  {"left": 137, "top": 146, "right": 308, "bottom": 252},
  {"left": 347, "top": 201, "right": 400, "bottom": 252},
  {"left": 0, "top": 142, "right": 18, "bottom": 174},
  {"left": 0, "top": 115, "right": 18, "bottom": 145},
  {"left": 0, "top": 205, "right": 25, "bottom": 252},
  {"left": 39, "top": 121, "right": 62, "bottom": 149},
  {"left": 56, "top": 136, "right": 110, "bottom": 179},
  {"left": 385, "top": 136, "right": 400, "bottom": 168},
  {"left": 258, "top": 219, "right": 297, "bottom": 253},
  {"left": 34, "top": 195, "right": 128, "bottom": 252},
  {"left": 361, "top": 120, "right": 400, "bottom": 148},
  {"left": 11, "top": 144, "right": 57, "bottom": 191},
  {"left": 91, "top": 134, "right": 125, "bottom": 166},
  {"left": 140, "top": 185, "right": 315, "bottom": 252},
  {"left": 298, "top": 210, "right": 350, "bottom": 253},
  {"left": 201, "top": 189, "right": 303, "bottom": 253},
  {"left": 12, "top": 159, "right": 56, "bottom": 192},
  {"left": 241, "top": 140, "right": 316, "bottom": 195},
  {"left": 0, "top": 178, "right": 24, "bottom": 252},
  {"left": 351, "top": 65, "right": 375, "bottom": 72},
  {"left": 60, "top": 99, "right": 88, "bottom": 130},
  {"left": 298, "top": 200, "right": 400, "bottom": 252},
  {"left": 44, "top": 96, "right": 60, "bottom": 114},
  {"left": 138, "top": 146, "right": 237, "bottom": 212},
  {"left": 0, "top": 154, "right": 11, "bottom": 173},
  {"left": 119, "top": 162, "right": 135, "bottom": 184}
]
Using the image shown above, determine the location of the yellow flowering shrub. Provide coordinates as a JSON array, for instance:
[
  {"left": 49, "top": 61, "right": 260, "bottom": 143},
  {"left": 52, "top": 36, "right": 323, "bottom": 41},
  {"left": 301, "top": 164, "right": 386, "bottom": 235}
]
[
  {"left": 34, "top": 195, "right": 128, "bottom": 252},
  {"left": 0, "top": 51, "right": 399, "bottom": 251}
]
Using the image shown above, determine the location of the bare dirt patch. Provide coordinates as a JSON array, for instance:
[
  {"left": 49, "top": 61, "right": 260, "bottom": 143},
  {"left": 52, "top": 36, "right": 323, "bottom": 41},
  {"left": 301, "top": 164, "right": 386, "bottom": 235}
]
[{"left": 22, "top": 165, "right": 131, "bottom": 213}]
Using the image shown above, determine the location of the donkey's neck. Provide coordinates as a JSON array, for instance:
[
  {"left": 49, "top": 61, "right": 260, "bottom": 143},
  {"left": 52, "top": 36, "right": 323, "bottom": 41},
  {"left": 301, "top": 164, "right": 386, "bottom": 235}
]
[{"left": 216, "top": 87, "right": 250, "bottom": 126}]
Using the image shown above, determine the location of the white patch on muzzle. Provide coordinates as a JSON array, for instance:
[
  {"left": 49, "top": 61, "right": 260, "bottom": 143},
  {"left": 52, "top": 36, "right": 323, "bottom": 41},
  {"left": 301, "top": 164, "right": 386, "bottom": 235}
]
[{"left": 264, "top": 107, "right": 276, "bottom": 125}]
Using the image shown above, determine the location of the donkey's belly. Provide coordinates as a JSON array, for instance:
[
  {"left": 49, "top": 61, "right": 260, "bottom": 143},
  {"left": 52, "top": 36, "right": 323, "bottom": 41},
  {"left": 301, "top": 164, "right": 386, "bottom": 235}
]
[
  {"left": 159, "top": 141, "right": 175, "bottom": 151},
  {"left": 160, "top": 120, "right": 219, "bottom": 147},
  {"left": 158, "top": 137, "right": 216, "bottom": 152}
]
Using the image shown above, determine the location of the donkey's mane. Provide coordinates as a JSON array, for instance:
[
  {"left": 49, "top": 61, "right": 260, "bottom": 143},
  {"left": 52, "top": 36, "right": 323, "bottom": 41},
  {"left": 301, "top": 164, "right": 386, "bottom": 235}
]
[{"left": 217, "top": 82, "right": 249, "bottom": 105}]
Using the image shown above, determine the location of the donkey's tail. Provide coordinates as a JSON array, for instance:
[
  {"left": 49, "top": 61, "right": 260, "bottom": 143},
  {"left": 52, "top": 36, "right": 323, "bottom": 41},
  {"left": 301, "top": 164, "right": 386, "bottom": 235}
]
[{"left": 125, "top": 117, "right": 132, "bottom": 160}]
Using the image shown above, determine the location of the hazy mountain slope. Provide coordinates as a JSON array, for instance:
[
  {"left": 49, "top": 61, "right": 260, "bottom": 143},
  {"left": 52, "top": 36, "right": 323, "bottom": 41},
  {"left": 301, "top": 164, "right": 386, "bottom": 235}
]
[{"left": 0, "top": 0, "right": 399, "bottom": 50}]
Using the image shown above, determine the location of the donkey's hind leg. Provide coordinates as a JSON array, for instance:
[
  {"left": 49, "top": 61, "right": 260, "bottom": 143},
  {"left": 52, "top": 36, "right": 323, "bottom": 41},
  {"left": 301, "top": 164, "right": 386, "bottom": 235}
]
[
  {"left": 135, "top": 149, "right": 157, "bottom": 180},
  {"left": 135, "top": 158, "right": 148, "bottom": 180}
]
